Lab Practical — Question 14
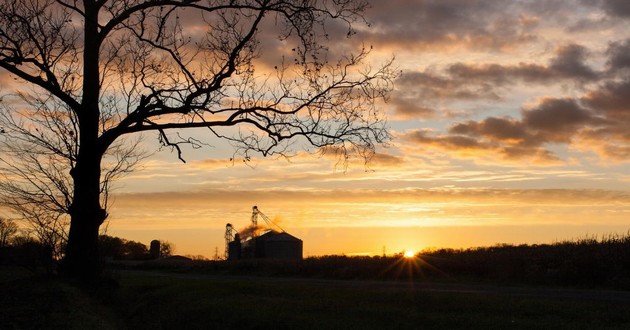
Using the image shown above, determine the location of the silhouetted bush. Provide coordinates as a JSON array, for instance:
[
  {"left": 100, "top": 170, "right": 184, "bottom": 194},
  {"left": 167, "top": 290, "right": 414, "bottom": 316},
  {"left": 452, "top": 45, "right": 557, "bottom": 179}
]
[
  {"left": 0, "top": 236, "right": 53, "bottom": 273},
  {"left": 421, "top": 233, "right": 630, "bottom": 288},
  {"left": 99, "top": 235, "right": 150, "bottom": 260}
]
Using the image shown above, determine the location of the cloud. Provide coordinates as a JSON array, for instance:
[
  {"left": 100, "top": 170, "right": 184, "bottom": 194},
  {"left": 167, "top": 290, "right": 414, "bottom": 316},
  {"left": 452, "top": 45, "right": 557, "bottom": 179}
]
[
  {"left": 391, "top": 43, "right": 601, "bottom": 120},
  {"left": 368, "top": 152, "right": 405, "bottom": 168},
  {"left": 606, "top": 39, "right": 630, "bottom": 71},
  {"left": 449, "top": 117, "right": 533, "bottom": 143},
  {"left": 583, "top": 78, "right": 630, "bottom": 122},
  {"left": 358, "top": 0, "right": 629, "bottom": 53},
  {"left": 578, "top": 78, "right": 630, "bottom": 159},
  {"left": 522, "top": 98, "right": 595, "bottom": 142},
  {"left": 362, "top": 0, "right": 539, "bottom": 51},
  {"left": 359, "top": 0, "right": 626, "bottom": 50},
  {"left": 548, "top": 44, "right": 600, "bottom": 81},
  {"left": 599, "top": 0, "right": 630, "bottom": 17},
  {"left": 396, "top": 70, "right": 500, "bottom": 102},
  {"left": 389, "top": 97, "right": 437, "bottom": 119},
  {"left": 400, "top": 84, "right": 629, "bottom": 164},
  {"left": 401, "top": 127, "right": 559, "bottom": 164},
  {"left": 446, "top": 44, "right": 600, "bottom": 84},
  {"left": 388, "top": 23, "right": 630, "bottom": 164}
]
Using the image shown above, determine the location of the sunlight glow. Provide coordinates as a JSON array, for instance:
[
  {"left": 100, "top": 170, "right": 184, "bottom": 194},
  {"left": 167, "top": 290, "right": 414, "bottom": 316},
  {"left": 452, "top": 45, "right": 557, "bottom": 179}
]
[{"left": 403, "top": 250, "right": 415, "bottom": 258}]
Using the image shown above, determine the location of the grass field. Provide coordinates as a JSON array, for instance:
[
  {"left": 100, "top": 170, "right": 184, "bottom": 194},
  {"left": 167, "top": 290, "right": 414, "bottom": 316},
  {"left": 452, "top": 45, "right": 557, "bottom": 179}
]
[{"left": 2, "top": 266, "right": 630, "bottom": 330}]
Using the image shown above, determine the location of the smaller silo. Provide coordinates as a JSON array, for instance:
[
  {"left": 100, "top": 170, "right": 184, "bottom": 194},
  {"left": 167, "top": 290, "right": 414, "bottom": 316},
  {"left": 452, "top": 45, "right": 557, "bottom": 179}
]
[{"left": 150, "top": 240, "right": 161, "bottom": 259}]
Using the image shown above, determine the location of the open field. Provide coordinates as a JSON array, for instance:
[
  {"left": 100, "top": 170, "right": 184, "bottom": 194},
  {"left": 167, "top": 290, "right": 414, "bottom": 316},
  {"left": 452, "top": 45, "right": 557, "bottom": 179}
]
[
  {"left": 2, "top": 266, "right": 630, "bottom": 330},
  {"left": 0, "top": 267, "right": 121, "bottom": 330},
  {"left": 2, "top": 235, "right": 630, "bottom": 329}
]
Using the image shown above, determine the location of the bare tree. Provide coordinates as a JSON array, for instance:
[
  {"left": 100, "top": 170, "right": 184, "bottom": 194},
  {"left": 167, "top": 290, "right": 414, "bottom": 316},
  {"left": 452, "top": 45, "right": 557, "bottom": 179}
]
[
  {"left": 160, "top": 241, "right": 174, "bottom": 257},
  {"left": 0, "top": 217, "right": 18, "bottom": 247},
  {"left": 0, "top": 86, "right": 144, "bottom": 261},
  {"left": 11, "top": 203, "right": 69, "bottom": 260},
  {"left": 0, "top": 0, "right": 395, "bottom": 280}
]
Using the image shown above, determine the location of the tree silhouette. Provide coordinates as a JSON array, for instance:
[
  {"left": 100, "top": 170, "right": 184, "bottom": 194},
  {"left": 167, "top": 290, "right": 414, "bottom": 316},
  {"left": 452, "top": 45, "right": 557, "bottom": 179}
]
[
  {"left": 160, "top": 240, "right": 174, "bottom": 257},
  {"left": 0, "top": 217, "right": 18, "bottom": 247},
  {"left": 0, "top": 0, "right": 395, "bottom": 280}
]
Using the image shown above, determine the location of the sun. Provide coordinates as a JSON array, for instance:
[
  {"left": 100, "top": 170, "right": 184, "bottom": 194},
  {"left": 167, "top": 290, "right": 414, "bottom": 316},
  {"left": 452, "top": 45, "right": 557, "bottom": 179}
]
[{"left": 403, "top": 250, "right": 415, "bottom": 258}]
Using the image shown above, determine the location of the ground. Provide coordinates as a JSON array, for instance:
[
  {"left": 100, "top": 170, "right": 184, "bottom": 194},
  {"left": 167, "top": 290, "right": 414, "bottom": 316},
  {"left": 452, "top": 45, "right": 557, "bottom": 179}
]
[{"left": 2, "top": 266, "right": 630, "bottom": 329}]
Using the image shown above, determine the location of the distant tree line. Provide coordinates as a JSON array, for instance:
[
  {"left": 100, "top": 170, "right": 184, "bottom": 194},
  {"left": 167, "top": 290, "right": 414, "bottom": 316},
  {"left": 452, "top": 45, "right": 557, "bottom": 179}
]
[
  {"left": 99, "top": 235, "right": 173, "bottom": 260},
  {"left": 134, "top": 233, "right": 630, "bottom": 290},
  {"left": 419, "top": 234, "right": 630, "bottom": 288},
  {"left": 1, "top": 216, "right": 173, "bottom": 272},
  {"left": 0, "top": 217, "right": 54, "bottom": 272}
]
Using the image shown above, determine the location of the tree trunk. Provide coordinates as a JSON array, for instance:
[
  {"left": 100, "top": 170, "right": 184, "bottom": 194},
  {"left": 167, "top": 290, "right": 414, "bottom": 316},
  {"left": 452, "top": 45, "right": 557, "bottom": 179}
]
[
  {"left": 60, "top": 151, "right": 106, "bottom": 280},
  {"left": 59, "top": 2, "right": 105, "bottom": 281}
]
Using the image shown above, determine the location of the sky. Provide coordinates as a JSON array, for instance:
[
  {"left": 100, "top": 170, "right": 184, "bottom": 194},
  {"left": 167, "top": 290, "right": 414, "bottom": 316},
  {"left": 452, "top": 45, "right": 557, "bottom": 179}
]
[
  {"left": 101, "top": 0, "right": 630, "bottom": 258},
  {"left": 4, "top": 0, "right": 629, "bottom": 258}
]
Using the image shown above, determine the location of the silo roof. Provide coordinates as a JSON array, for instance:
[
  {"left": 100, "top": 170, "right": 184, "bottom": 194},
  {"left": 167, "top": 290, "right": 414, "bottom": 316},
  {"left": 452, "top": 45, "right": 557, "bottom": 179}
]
[{"left": 259, "top": 231, "right": 302, "bottom": 242}]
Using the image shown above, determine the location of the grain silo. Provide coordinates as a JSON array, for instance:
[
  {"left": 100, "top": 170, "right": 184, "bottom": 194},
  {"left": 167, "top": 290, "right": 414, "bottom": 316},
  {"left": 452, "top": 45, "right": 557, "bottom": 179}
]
[{"left": 225, "top": 206, "right": 302, "bottom": 260}]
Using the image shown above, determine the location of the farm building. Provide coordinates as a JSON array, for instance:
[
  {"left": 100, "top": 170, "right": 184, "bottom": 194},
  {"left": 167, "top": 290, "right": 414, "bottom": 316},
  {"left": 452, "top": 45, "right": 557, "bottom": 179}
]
[{"left": 225, "top": 206, "right": 303, "bottom": 261}]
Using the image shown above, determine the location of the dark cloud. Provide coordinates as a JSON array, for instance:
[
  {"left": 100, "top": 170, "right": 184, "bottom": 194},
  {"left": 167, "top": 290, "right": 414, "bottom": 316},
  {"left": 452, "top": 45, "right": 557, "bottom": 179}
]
[
  {"left": 390, "top": 97, "right": 436, "bottom": 119},
  {"left": 449, "top": 99, "right": 596, "bottom": 147},
  {"left": 392, "top": 43, "right": 601, "bottom": 119},
  {"left": 600, "top": 0, "right": 630, "bottom": 17},
  {"left": 450, "top": 117, "right": 532, "bottom": 143},
  {"left": 361, "top": 0, "right": 623, "bottom": 51},
  {"left": 400, "top": 89, "right": 629, "bottom": 163},
  {"left": 446, "top": 63, "right": 548, "bottom": 85},
  {"left": 501, "top": 146, "right": 559, "bottom": 162},
  {"left": 400, "top": 127, "right": 559, "bottom": 163},
  {"left": 396, "top": 70, "right": 500, "bottom": 101},
  {"left": 392, "top": 69, "right": 499, "bottom": 119},
  {"left": 606, "top": 39, "right": 630, "bottom": 71},
  {"left": 447, "top": 44, "right": 600, "bottom": 84},
  {"left": 581, "top": 78, "right": 630, "bottom": 157},
  {"left": 523, "top": 98, "right": 593, "bottom": 141},
  {"left": 402, "top": 129, "right": 484, "bottom": 149},
  {"left": 584, "top": 78, "right": 630, "bottom": 121},
  {"left": 548, "top": 45, "right": 600, "bottom": 81},
  {"left": 362, "top": 0, "right": 538, "bottom": 51},
  {"left": 374, "top": 1, "right": 627, "bottom": 163}
]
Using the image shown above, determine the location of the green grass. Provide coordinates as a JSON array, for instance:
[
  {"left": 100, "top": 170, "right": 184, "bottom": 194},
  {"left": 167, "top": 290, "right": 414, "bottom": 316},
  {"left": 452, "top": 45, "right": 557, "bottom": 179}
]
[{"left": 2, "top": 268, "right": 630, "bottom": 329}]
